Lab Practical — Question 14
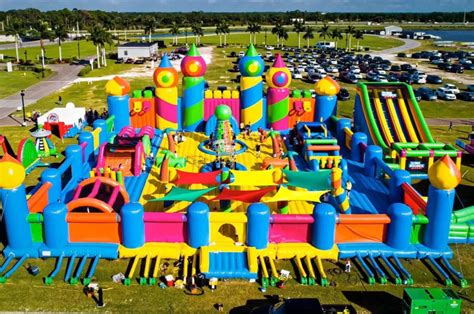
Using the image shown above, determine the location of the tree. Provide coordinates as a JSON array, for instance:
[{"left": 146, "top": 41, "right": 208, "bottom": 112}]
[
  {"left": 246, "top": 22, "right": 261, "bottom": 45},
  {"left": 302, "top": 26, "right": 314, "bottom": 48},
  {"left": 279, "top": 28, "right": 288, "bottom": 47},
  {"left": 271, "top": 22, "right": 284, "bottom": 48},
  {"left": 89, "top": 24, "right": 112, "bottom": 69},
  {"left": 143, "top": 16, "right": 156, "bottom": 43},
  {"left": 53, "top": 24, "right": 69, "bottom": 62},
  {"left": 330, "top": 29, "right": 343, "bottom": 49},
  {"left": 345, "top": 25, "right": 355, "bottom": 51},
  {"left": 169, "top": 22, "right": 180, "bottom": 45},
  {"left": 319, "top": 24, "right": 330, "bottom": 41},
  {"left": 220, "top": 21, "right": 230, "bottom": 46},
  {"left": 293, "top": 20, "right": 305, "bottom": 49},
  {"left": 4, "top": 23, "right": 23, "bottom": 63},
  {"left": 191, "top": 23, "right": 203, "bottom": 45},
  {"left": 36, "top": 21, "right": 54, "bottom": 73},
  {"left": 215, "top": 22, "right": 223, "bottom": 46},
  {"left": 353, "top": 30, "right": 364, "bottom": 51}
]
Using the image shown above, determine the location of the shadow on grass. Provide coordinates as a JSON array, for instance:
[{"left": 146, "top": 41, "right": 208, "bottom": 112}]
[{"left": 342, "top": 290, "right": 402, "bottom": 314}]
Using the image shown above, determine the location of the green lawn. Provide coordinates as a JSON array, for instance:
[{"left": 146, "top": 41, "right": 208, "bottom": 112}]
[
  {"left": 164, "top": 33, "right": 403, "bottom": 51},
  {"left": 0, "top": 44, "right": 474, "bottom": 312},
  {"left": 82, "top": 58, "right": 137, "bottom": 78},
  {"left": 0, "top": 69, "right": 52, "bottom": 98},
  {"left": 0, "top": 40, "right": 117, "bottom": 63},
  {"left": 0, "top": 244, "right": 471, "bottom": 312}
]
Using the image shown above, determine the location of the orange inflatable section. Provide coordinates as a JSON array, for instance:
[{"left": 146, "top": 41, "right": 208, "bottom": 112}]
[
  {"left": 129, "top": 98, "right": 156, "bottom": 128},
  {"left": 288, "top": 98, "right": 315, "bottom": 127},
  {"left": 28, "top": 182, "right": 52, "bottom": 213},
  {"left": 335, "top": 214, "right": 389, "bottom": 243},
  {"left": 66, "top": 198, "right": 121, "bottom": 243}
]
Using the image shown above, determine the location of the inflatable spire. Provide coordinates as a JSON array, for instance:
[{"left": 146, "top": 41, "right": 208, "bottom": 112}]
[
  {"left": 266, "top": 54, "right": 291, "bottom": 130},
  {"left": 154, "top": 54, "right": 179, "bottom": 129}
]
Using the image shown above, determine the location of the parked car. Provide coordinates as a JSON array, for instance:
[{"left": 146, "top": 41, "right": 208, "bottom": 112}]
[
  {"left": 412, "top": 71, "right": 427, "bottom": 84},
  {"left": 400, "top": 72, "right": 415, "bottom": 84},
  {"left": 443, "top": 83, "right": 460, "bottom": 94},
  {"left": 390, "top": 65, "right": 401, "bottom": 72},
  {"left": 436, "top": 87, "right": 457, "bottom": 100},
  {"left": 416, "top": 87, "right": 438, "bottom": 101},
  {"left": 457, "top": 92, "right": 474, "bottom": 101},
  {"left": 449, "top": 64, "right": 464, "bottom": 73},
  {"left": 387, "top": 72, "right": 400, "bottom": 82},
  {"left": 413, "top": 90, "right": 422, "bottom": 102},
  {"left": 400, "top": 63, "right": 413, "bottom": 71},
  {"left": 426, "top": 75, "right": 443, "bottom": 84},
  {"left": 292, "top": 70, "right": 303, "bottom": 79},
  {"left": 340, "top": 72, "right": 358, "bottom": 84},
  {"left": 397, "top": 53, "right": 407, "bottom": 58},
  {"left": 337, "top": 88, "right": 350, "bottom": 101},
  {"left": 238, "top": 51, "right": 245, "bottom": 58},
  {"left": 467, "top": 85, "right": 474, "bottom": 92}
]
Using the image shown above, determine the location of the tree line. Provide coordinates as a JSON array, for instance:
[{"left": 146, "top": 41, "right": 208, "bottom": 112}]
[{"left": 1, "top": 9, "right": 473, "bottom": 33}]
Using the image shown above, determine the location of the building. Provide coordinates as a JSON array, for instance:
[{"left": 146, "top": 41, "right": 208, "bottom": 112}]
[
  {"left": 118, "top": 42, "right": 158, "bottom": 60},
  {"left": 384, "top": 25, "right": 403, "bottom": 36}
]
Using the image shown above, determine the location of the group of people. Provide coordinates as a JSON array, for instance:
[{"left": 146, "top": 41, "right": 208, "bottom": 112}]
[
  {"left": 86, "top": 108, "right": 109, "bottom": 126},
  {"left": 212, "top": 155, "right": 237, "bottom": 170},
  {"left": 239, "top": 122, "right": 252, "bottom": 138}
]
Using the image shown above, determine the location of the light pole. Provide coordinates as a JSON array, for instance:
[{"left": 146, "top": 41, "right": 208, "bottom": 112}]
[
  {"left": 24, "top": 50, "right": 27, "bottom": 63},
  {"left": 20, "top": 90, "right": 26, "bottom": 126},
  {"left": 77, "top": 40, "right": 81, "bottom": 59}
]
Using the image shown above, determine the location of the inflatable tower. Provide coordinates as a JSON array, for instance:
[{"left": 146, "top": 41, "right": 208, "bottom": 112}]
[
  {"left": 211, "top": 105, "right": 235, "bottom": 156},
  {"left": 154, "top": 54, "right": 179, "bottom": 129},
  {"left": 181, "top": 44, "right": 206, "bottom": 131},
  {"left": 239, "top": 44, "right": 265, "bottom": 131},
  {"left": 266, "top": 54, "right": 291, "bottom": 130}
]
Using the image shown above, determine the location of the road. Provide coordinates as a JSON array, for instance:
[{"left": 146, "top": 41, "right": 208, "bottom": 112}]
[
  {"left": 373, "top": 36, "right": 421, "bottom": 59},
  {"left": 0, "top": 39, "right": 66, "bottom": 51},
  {"left": 0, "top": 63, "right": 84, "bottom": 126}
]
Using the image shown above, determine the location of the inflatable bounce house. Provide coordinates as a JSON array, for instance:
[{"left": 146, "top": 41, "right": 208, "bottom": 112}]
[
  {"left": 37, "top": 102, "right": 86, "bottom": 139},
  {"left": 0, "top": 44, "right": 471, "bottom": 289}
]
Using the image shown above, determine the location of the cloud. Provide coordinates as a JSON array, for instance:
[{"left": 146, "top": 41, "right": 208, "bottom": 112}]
[{"left": 0, "top": 0, "right": 472, "bottom": 12}]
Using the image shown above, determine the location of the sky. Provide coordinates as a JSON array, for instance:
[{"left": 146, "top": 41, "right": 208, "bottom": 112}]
[{"left": 0, "top": 0, "right": 473, "bottom": 13}]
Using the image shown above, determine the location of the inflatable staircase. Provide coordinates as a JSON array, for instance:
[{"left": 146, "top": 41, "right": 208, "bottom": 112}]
[{"left": 200, "top": 246, "right": 258, "bottom": 279}]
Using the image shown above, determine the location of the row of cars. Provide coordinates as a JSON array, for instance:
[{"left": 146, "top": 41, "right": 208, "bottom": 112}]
[
  {"left": 400, "top": 50, "right": 474, "bottom": 73},
  {"left": 416, "top": 84, "right": 474, "bottom": 101}
]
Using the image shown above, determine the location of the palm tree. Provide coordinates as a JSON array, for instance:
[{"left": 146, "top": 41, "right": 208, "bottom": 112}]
[
  {"left": 143, "top": 16, "right": 156, "bottom": 43},
  {"left": 302, "top": 26, "right": 314, "bottom": 48},
  {"left": 293, "top": 21, "right": 305, "bottom": 49},
  {"left": 221, "top": 21, "right": 230, "bottom": 46},
  {"left": 215, "top": 22, "right": 223, "bottom": 46},
  {"left": 4, "top": 23, "right": 23, "bottom": 63},
  {"left": 159, "top": 149, "right": 175, "bottom": 182},
  {"left": 330, "top": 29, "right": 343, "bottom": 49},
  {"left": 266, "top": 130, "right": 282, "bottom": 157},
  {"left": 191, "top": 23, "right": 203, "bottom": 45},
  {"left": 89, "top": 24, "right": 112, "bottom": 69},
  {"left": 169, "top": 22, "right": 180, "bottom": 45},
  {"left": 247, "top": 22, "right": 261, "bottom": 45},
  {"left": 182, "top": 19, "right": 190, "bottom": 45},
  {"left": 37, "top": 21, "right": 53, "bottom": 67},
  {"left": 353, "top": 30, "right": 364, "bottom": 51},
  {"left": 319, "top": 24, "right": 330, "bottom": 41},
  {"left": 271, "top": 22, "right": 284, "bottom": 48},
  {"left": 279, "top": 28, "right": 289, "bottom": 47},
  {"left": 345, "top": 25, "right": 356, "bottom": 51},
  {"left": 283, "top": 151, "right": 299, "bottom": 171},
  {"left": 53, "top": 24, "right": 69, "bottom": 62}
]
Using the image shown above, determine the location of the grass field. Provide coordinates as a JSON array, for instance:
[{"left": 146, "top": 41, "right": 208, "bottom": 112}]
[
  {"left": 0, "top": 69, "right": 52, "bottom": 98},
  {"left": 0, "top": 40, "right": 117, "bottom": 63},
  {"left": 0, "top": 243, "right": 471, "bottom": 312},
  {"left": 160, "top": 32, "right": 403, "bottom": 52},
  {"left": 0, "top": 40, "right": 473, "bottom": 312},
  {"left": 82, "top": 58, "right": 137, "bottom": 77}
]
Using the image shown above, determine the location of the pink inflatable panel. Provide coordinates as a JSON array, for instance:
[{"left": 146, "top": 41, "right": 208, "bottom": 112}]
[
  {"left": 269, "top": 214, "right": 313, "bottom": 243},
  {"left": 144, "top": 212, "right": 187, "bottom": 243},
  {"left": 204, "top": 98, "right": 240, "bottom": 123}
]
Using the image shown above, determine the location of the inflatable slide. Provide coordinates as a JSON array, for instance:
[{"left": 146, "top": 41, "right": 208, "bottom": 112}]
[{"left": 354, "top": 82, "right": 460, "bottom": 176}]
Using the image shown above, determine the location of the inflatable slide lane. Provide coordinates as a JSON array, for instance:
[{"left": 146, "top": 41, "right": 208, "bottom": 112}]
[{"left": 354, "top": 82, "right": 460, "bottom": 177}]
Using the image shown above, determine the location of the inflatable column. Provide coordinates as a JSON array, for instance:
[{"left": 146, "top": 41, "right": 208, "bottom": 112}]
[
  {"left": 105, "top": 76, "right": 131, "bottom": 132},
  {"left": 239, "top": 44, "right": 265, "bottom": 131},
  {"left": 0, "top": 155, "right": 32, "bottom": 251},
  {"left": 121, "top": 203, "right": 145, "bottom": 248},
  {"left": 312, "top": 203, "right": 336, "bottom": 250},
  {"left": 331, "top": 167, "right": 351, "bottom": 214},
  {"left": 314, "top": 76, "right": 340, "bottom": 123},
  {"left": 154, "top": 54, "right": 179, "bottom": 130},
  {"left": 423, "top": 155, "right": 461, "bottom": 250},
  {"left": 181, "top": 44, "right": 206, "bottom": 131},
  {"left": 247, "top": 203, "right": 270, "bottom": 249},
  {"left": 187, "top": 202, "right": 210, "bottom": 248},
  {"left": 266, "top": 54, "right": 291, "bottom": 130}
]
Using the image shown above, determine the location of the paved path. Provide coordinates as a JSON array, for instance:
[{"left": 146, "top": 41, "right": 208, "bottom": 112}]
[
  {"left": 0, "top": 64, "right": 84, "bottom": 126},
  {"left": 372, "top": 37, "right": 421, "bottom": 59},
  {"left": 0, "top": 39, "right": 64, "bottom": 51},
  {"left": 426, "top": 118, "right": 474, "bottom": 126}
]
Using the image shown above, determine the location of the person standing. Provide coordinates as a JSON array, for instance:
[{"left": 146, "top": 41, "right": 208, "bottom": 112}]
[
  {"left": 345, "top": 179, "right": 352, "bottom": 199},
  {"left": 256, "top": 143, "right": 261, "bottom": 158}
]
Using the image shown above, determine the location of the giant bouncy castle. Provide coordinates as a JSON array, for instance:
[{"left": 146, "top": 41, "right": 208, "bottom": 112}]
[{"left": 0, "top": 44, "right": 471, "bottom": 288}]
